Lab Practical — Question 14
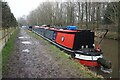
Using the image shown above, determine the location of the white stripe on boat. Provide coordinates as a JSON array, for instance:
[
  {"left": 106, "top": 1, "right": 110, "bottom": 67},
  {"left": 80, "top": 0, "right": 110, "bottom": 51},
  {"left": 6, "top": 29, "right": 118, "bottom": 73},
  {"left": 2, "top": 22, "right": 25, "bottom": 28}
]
[{"left": 75, "top": 54, "right": 103, "bottom": 61}]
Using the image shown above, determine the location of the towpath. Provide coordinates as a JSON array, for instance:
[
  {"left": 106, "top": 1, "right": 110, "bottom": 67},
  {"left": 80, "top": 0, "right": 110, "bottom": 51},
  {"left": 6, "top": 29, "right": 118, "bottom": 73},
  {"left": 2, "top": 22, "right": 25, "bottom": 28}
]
[{"left": 3, "top": 28, "right": 83, "bottom": 78}]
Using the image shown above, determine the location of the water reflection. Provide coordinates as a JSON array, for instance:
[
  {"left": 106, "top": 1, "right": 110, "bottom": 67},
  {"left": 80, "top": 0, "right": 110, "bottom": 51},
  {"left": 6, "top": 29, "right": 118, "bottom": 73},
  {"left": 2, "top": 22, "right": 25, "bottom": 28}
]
[
  {"left": 22, "top": 49, "right": 30, "bottom": 53},
  {"left": 22, "top": 41, "right": 31, "bottom": 44},
  {"left": 95, "top": 38, "right": 118, "bottom": 78}
]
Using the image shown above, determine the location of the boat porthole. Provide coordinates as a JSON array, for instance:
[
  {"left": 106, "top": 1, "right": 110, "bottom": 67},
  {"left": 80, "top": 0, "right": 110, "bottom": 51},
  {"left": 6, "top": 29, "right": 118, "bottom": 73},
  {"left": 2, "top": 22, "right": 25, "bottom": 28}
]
[{"left": 61, "top": 36, "right": 65, "bottom": 42}]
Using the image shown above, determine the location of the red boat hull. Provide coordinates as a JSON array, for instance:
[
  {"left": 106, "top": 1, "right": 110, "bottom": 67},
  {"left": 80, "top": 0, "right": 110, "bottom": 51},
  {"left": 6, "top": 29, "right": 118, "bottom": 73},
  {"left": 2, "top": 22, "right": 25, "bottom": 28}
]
[{"left": 76, "top": 59, "right": 100, "bottom": 67}]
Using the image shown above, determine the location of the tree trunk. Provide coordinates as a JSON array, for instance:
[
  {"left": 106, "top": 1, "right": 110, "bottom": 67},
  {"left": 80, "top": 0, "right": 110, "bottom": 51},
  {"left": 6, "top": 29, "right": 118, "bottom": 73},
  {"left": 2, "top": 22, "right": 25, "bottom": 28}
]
[
  {"left": 88, "top": 2, "right": 91, "bottom": 29},
  {"left": 91, "top": 3, "right": 95, "bottom": 29},
  {"left": 96, "top": 3, "right": 100, "bottom": 29},
  {"left": 85, "top": 2, "right": 88, "bottom": 29},
  {"left": 118, "top": 2, "right": 120, "bottom": 39},
  {"left": 81, "top": 3, "right": 84, "bottom": 27}
]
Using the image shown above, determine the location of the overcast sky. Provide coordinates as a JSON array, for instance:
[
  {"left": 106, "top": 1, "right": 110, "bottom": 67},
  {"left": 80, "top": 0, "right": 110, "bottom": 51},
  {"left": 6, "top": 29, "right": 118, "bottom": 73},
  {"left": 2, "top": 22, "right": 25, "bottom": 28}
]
[
  {"left": 4, "top": 0, "right": 119, "bottom": 19},
  {"left": 5, "top": 0, "right": 47, "bottom": 19}
]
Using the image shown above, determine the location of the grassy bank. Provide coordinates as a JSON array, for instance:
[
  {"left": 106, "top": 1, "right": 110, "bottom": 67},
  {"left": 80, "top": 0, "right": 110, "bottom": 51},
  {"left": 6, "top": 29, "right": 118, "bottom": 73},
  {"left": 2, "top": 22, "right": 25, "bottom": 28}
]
[
  {"left": 105, "top": 31, "right": 118, "bottom": 40},
  {"left": 27, "top": 29, "right": 103, "bottom": 78},
  {"left": 2, "top": 28, "right": 19, "bottom": 74},
  {"left": 95, "top": 31, "right": 118, "bottom": 40}
]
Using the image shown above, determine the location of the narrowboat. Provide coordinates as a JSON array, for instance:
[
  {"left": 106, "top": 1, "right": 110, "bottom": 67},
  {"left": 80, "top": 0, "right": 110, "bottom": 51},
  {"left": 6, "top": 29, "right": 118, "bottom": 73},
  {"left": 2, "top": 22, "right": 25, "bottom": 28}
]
[
  {"left": 55, "top": 26, "right": 102, "bottom": 67},
  {"left": 31, "top": 25, "right": 111, "bottom": 69}
]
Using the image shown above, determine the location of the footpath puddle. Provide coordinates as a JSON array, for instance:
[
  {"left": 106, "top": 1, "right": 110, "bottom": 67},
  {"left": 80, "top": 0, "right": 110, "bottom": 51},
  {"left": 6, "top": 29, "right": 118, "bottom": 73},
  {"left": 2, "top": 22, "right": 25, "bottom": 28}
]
[
  {"left": 22, "top": 41, "right": 31, "bottom": 44},
  {"left": 18, "top": 37, "right": 24, "bottom": 39},
  {"left": 22, "top": 49, "right": 30, "bottom": 53},
  {"left": 18, "top": 36, "right": 30, "bottom": 39}
]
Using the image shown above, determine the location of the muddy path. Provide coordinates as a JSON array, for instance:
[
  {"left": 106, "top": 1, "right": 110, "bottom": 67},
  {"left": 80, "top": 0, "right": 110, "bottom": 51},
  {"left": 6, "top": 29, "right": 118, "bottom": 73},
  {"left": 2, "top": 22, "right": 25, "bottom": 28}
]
[{"left": 3, "top": 28, "right": 84, "bottom": 78}]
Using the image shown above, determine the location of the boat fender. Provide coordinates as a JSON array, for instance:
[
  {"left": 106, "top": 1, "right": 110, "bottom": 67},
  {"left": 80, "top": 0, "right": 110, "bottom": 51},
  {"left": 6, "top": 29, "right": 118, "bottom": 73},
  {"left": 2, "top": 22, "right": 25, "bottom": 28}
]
[
  {"left": 71, "top": 52, "right": 75, "bottom": 58},
  {"left": 97, "top": 58, "right": 112, "bottom": 69}
]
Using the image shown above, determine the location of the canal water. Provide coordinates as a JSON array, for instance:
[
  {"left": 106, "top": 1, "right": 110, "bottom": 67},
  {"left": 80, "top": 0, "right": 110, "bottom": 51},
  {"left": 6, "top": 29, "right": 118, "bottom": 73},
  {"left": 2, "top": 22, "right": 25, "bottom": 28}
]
[
  {"left": 101, "top": 39, "right": 118, "bottom": 78},
  {"left": 94, "top": 38, "right": 118, "bottom": 78}
]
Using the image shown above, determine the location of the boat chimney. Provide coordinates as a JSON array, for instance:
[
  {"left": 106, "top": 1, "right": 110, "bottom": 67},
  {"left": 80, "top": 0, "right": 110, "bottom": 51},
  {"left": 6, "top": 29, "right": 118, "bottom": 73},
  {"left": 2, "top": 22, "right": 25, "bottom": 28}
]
[
  {"left": 81, "top": 46, "right": 84, "bottom": 49},
  {"left": 93, "top": 44, "right": 95, "bottom": 48},
  {"left": 86, "top": 45, "right": 88, "bottom": 48}
]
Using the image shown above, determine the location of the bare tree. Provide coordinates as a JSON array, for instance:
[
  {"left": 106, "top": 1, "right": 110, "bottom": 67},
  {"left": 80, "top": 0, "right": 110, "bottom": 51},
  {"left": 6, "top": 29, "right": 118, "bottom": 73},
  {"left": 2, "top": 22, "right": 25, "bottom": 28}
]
[
  {"left": 85, "top": 2, "right": 88, "bottom": 29},
  {"left": 24, "top": 1, "right": 118, "bottom": 33}
]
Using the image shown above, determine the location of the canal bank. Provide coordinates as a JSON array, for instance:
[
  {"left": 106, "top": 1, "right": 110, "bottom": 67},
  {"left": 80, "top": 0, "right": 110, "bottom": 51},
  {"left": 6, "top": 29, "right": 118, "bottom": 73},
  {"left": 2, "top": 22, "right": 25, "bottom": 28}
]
[{"left": 95, "top": 31, "right": 118, "bottom": 40}]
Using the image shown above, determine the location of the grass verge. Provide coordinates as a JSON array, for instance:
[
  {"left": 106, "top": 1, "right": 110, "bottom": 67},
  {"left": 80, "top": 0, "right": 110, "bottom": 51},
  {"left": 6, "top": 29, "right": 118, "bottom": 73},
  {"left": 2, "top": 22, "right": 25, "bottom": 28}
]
[
  {"left": 26, "top": 29, "right": 103, "bottom": 78},
  {"left": 2, "top": 28, "right": 19, "bottom": 74}
]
